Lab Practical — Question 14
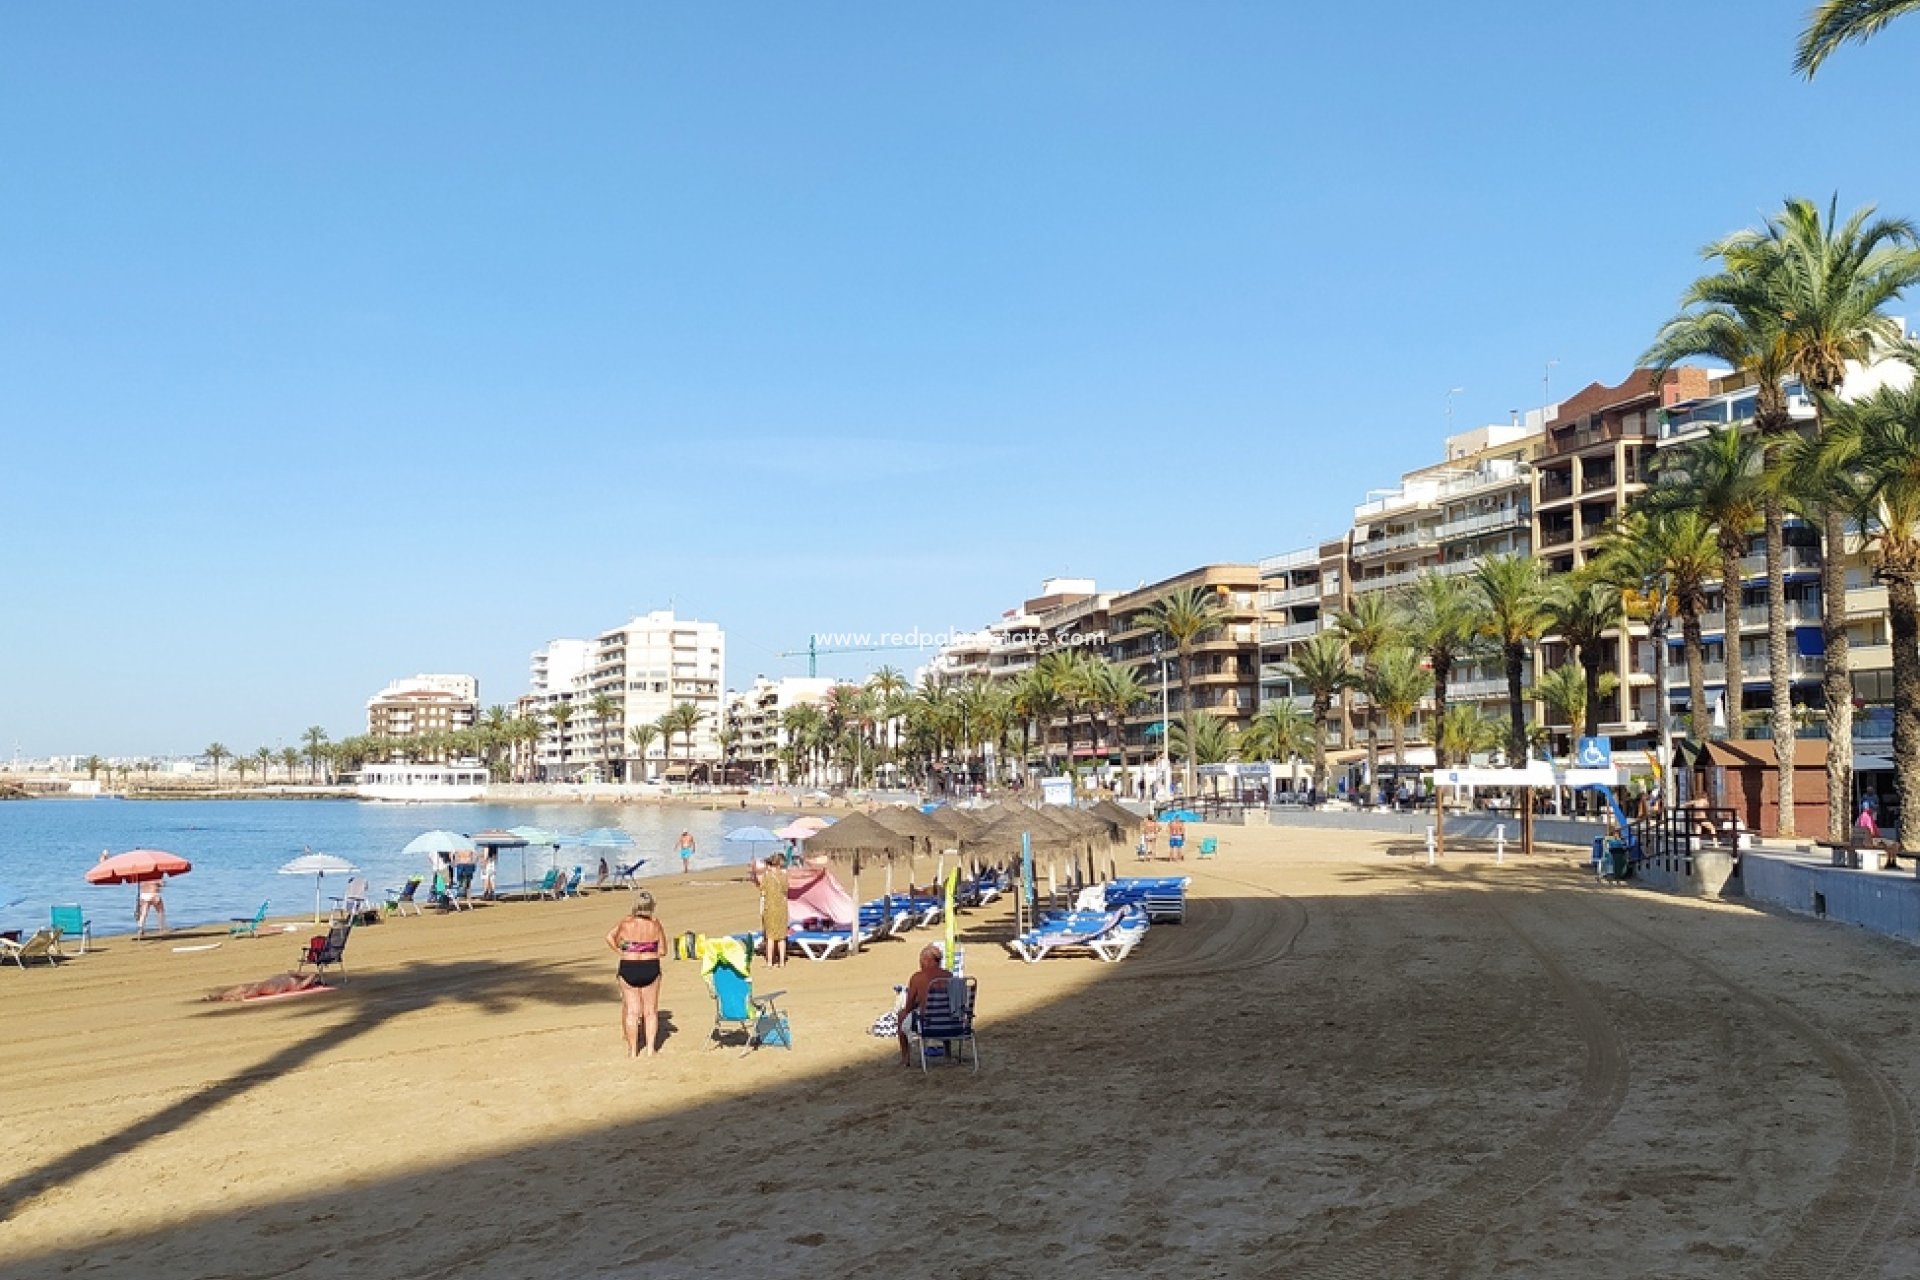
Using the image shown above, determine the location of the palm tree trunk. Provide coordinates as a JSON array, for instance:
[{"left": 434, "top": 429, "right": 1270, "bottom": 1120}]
[
  {"left": 1178, "top": 656, "right": 1198, "bottom": 799},
  {"left": 1504, "top": 643, "right": 1527, "bottom": 764},
  {"left": 1889, "top": 574, "right": 1920, "bottom": 851},
  {"left": 1766, "top": 498, "right": 1797, "bottom": 837},
  {"left": 1393, "top": 718, "right": 1407, "bottom": 767},
  {"left": 1721, "top": 543, "right": 1745, "bottom": 742},
  {"left": 1581, "top": 647, "right": 1603, "bottom": 740},
  {"left": 1653, "top": 616, "right": 1675, "bottom": 808},
  {"left": 1431, "top": 655, "right": 1452, "bottom": 766},
  {"left": 1684, "top": 610, "right": 1709, "bottom": 747},
  {"left": 1313, "top": 696, "right": 1331, "bottom": 803},
  {"left": 1821, "top": 508, "right": 1855, "bottom": 842}
]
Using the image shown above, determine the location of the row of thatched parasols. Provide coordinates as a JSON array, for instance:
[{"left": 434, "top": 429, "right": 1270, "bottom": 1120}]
[{"left": 794, "top": 800, "right": 1147, "bottom": 946}]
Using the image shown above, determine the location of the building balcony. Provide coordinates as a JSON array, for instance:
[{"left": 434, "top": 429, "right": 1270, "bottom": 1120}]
[
  {"left": 1852, "top": 642, "right": 1894, "bottom": 671},
  {"left": 1352, "top": 527, "right": 1438, "bottom": 560},
  {"left": 1538, "top": 474, "right": 1576, "bottom": 503},
  {"left": 1847, "top": 585, "right": 1889, "bottom": 618},
  {"left": 1728, "top": 603, "right": 1822, "bottom": 630},
  {"left": 1539, "top": 526, "right": 1576, "bottom": 548},
  {"left": 1677, "top": 656, "right": 1826, "bottom": 685},
  {"left": 1258, "top": 583, "right": 1320, "bottom": 609},
  {"left": 1260, "top": 618, "right": 1325, "bottom": 645},
  {"left": 1352, "top": 564, "right": 1440, "bottom": 594},
  {"left": 1449, "top": 676, "right": 1522, "bottom": 700},
  {"left": 1258, "top": 548, "right": 1319, "bottom": 576},
  {"left": 1737, "top": 547, "right": 1820, "bottom": 577},
  {"left": 1435, "top": 507, "right": 1528, "bottom": 542}
]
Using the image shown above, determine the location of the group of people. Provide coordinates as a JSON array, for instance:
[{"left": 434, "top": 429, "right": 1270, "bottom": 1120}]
[{"left": 1136, "top": 815, "right": 1187, "bottom": 861}]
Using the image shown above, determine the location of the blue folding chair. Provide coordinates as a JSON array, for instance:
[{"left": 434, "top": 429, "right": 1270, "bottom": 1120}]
[{"left": 909, "top": 975, "right": 979, "bottom": 1073}]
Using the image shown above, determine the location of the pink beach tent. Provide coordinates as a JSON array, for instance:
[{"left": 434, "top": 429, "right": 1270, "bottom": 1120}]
[{"left": 785, "top": 865, "right": 855, "bottom": 929}]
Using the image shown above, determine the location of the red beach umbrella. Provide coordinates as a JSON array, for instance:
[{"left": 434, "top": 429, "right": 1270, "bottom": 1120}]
[{"left": 87, "top": 849, "right": 193, "bottom": 885}]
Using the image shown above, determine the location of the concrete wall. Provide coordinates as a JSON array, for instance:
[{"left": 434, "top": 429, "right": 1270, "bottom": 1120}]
[{"left": 1739, "top": 850, "right": 1920, "bottom": 943}]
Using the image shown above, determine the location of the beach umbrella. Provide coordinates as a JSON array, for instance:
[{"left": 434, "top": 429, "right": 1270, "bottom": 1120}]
[
  {"left": 277, "top": 851, "right": 360, "bottom": 924},
  {"left": 794, "top": 816, "right": 833, "bottom": 831},
  {"left": 1090, "top": 798, "right": 1144, "bottom": 832},
  {"left": 87, "top": 849, "right": 192, "bottom": 884},
  {"left": 772, "top": 821, "right": 817, "bottom": 841},
  {"left": 796, "top": 813, "right": 916, "bottom": 955},
  {"left": 725, "top": 825, "right": 783, "bottom": 846},
  {"left": 474, "top": 828, "right": 536, "bottom": 895},
  {"left": 575, "top": 827, "right": 635, "bottom": 848},
  {"left": 1159, "top": 809, "right": 1203, "bottom": 823},
  {"left": 402, "top": 829, "right": 467, "bottom": 857}
]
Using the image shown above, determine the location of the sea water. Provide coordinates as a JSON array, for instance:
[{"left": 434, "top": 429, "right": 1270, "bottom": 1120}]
[{"left": 0, "top": 798, "right": 789, "bottom": 936}]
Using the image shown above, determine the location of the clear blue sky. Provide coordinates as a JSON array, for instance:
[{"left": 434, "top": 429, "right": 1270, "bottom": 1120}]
[{"left": 5, "top": 1, "right": 1918, "bottom": 757}]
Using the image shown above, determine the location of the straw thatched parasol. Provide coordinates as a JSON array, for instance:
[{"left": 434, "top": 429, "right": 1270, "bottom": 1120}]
[
  {"left": 1090, "top": 798, "right": 1145, "bottom": 832},
  {"left": 794, "top": 812, "right": 915, "bottom": 954},
  {"left": 867, "top": 805, "right": 949, "bottom": 855}
]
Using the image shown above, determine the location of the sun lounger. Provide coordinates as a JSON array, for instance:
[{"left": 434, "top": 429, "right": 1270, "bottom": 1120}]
[
  {"left": 612, "top": 859, "right": 647, "bottom": 888},
  {"left": 907, "top": 975, "right": 980, "bottom": 1072},
  {"left": 788, "top": 925, "right": 874, "bottom": 961},
  {"left": 524, "top": 869, "right": 560, "bottom": 900},
  {"left": 2, "top": 928, "right": 64, "bottom": 969},
  {"left": 229, "top": 902, "right": 271, "bottom": 937},
  {"left": 1007, "top": 910, "right": 1142, "bottom": 963},
  {"left": 50, "top": 905, "right": 92, "bottom": 955}
]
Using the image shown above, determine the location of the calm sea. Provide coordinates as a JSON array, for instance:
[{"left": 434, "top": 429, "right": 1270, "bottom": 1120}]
[{"left": 0, "top": 798, "right": 787, "bottom": 936}]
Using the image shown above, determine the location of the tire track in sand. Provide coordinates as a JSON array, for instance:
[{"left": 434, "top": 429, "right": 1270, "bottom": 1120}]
[
  {"left": 1114, "top": 868, "right": 1310, "bottom": 983},
  {"left": 1280, "top": 893, "right": 1631, "bottom": 1280},
  {"left": 1579, "top": 893, "right": 1917, "bottom": 1280}
]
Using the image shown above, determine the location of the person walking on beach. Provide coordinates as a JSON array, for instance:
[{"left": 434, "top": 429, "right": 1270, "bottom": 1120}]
[
  {"left": 136, "top": 877, "right": 169, "bottom": 939},
  {"left": 1167, "top": 816, "right": 1187, "bottom": 861},
  {"left": 760, "top": 854, "right": 790, "bottom": 968},
  {"left": 676, "top": 830, "right": 696, "bottom": 874},
  {"left": 605, "top": 891, "right": 667, "bottom": 1059},
  {"left": 1140, "top": 817, "right": 1159, "bottom": 861}
]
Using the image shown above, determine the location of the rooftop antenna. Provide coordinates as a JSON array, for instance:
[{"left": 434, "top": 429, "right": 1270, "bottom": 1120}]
[{"left": 1544, "top": 358, "right": 1560, "bottom": 404}]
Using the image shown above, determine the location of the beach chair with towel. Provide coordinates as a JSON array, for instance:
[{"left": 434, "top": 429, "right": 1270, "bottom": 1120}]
[
  {"left": 50, "top": 904, "right": 92, "bottom": 955},
  {"left": 385, "top": 877, "right": 424, "bottom": 917},
  {"left": 907, "top": 975, "right": 980, "bottom": 1073},
  {"left": 700, "top": 936, "right": 793, "bottom": 1055},
  {"left": 555, "top": 867, "right": 585, "bottom": 899},
  {"left": 296, "top": 924, "right": 352, "bottom": 983},
  {"left": 229, "top": 902, "right": 270, "bottom": 937},
  {"left": 2, "top": 928, "right": 66, "bottom": 970}
]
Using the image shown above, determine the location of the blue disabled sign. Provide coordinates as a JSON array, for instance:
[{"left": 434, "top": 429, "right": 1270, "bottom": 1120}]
[{"left": 1575, "top": 736, "right": 1613, "bottom": 769}]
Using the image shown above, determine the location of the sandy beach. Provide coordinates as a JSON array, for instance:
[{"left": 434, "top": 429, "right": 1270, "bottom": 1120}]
[{"left": 4, "top": 823, "right": 1919, "bottom": 1279}]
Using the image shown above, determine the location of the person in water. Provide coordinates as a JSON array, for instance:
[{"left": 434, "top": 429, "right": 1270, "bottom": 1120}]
[
  {"left": 605, "top": 890, "right": 667, "bottom": 1058},
  {"left": 676, "top": 830, "right": 696, "bottom": 874}
]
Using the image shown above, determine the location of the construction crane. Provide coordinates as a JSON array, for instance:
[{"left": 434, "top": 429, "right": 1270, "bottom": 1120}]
[{"left": 777, "top": 635, "right": 924, "bottom": 678}]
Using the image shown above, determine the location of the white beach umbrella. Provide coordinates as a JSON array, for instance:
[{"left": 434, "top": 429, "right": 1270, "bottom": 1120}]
[{"left": 278, "top": 851, "right": 360, "bottom": 923}]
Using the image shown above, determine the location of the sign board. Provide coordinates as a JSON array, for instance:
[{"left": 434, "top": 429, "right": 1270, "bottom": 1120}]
[
  {"left": 1040, "top": 776, "right": 1074, "bottom": 806},
  {"left": 1436, "top": 760, "right": 1557, "bottom": 789},
  {"left": 1574, "top": 737, "right": 1613, "bottom": 769}
]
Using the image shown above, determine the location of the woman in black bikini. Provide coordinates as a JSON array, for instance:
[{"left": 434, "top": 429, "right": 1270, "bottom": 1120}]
[{"left": 605, "top": 891, "right": 666, "bottom": 1058}]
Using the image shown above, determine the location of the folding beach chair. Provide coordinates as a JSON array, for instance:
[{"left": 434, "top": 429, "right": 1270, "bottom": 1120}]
[
  {"left": 1197, "top": 837, "right": 1218, "bottom": 860},
  {"left": 385, "top": 877, "right": 424, "bottom": 917},
  {"left": 329, "top": 878, "right": 373, "bottom": 924},
  {"left": 908, "top": 975, "right": 979, "bottom": 1073},
  {"left": 229, "top": 902, "right": 271, "bottom": 937},
  {"left": 50, "top": 904, "right": 92, "bottom": 955},
  {"left": 1, "top": 928, "right": 64, "bottom": 970},
  {"left": 296, "top": 924, "right": 352, "bottom": 983},
  {"left": 701, "top": 937, "right": 792, "bottom": 1055}
]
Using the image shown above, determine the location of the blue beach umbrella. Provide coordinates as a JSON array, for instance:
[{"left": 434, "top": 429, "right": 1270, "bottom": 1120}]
[
  {"left": 724, "top": 826, "right": 782, "bottom": 845},
  {"left": 1159, "top": 809, "right": 1203, "bottom": 823},
  {"left": 402, "top": 829, "right": 467, "bottom": 857},
  {"left": 575, "top": 827, "right": 635, "bottom": 848}
]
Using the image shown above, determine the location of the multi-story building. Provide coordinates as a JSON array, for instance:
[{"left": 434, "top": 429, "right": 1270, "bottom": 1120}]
[
  {"left": 1105, "top": 565, "right": 1269, "bottom": 769},
  {"left": 586, "top": 611, "right": 726, "bottom": 782},
  {"left": 725, "top": 675, "right": 836, "bottom": 782},
  {"left": 365, "top": 674, "right": 480, "bottom": 759},
  {"left": 1256, "top": 547, "right": 1324, "bottom": 715},
  {"left": 521, "top": 640, "right": 594, "bottom": 779}
]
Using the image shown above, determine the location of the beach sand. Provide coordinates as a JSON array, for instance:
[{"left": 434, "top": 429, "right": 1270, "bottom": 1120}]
[{"left": 3, "top": 824, "right": 1918, "bottom": 1279}]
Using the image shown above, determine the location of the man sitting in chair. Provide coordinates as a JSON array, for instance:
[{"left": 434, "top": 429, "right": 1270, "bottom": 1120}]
[{"left": 896, "top": 943, "right": 952, "bottom": 1067}]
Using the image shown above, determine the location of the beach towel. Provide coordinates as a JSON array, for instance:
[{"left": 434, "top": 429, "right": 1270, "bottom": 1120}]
[{"left": 698, "top": 934, "right": 750, "bottom": 980}]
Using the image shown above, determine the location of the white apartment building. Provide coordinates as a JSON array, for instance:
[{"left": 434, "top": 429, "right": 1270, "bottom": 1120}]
[
  {"left": 586, "top": 611, "right": 727, "bottom": 781},
  {"left": 725, "top": 675, "right": 836, "bottom": 781},
  {"left": 522, "top": 640, "right": 595, "bottom": 779}
]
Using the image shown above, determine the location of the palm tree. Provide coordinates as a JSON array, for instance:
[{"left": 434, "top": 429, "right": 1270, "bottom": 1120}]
[
  {"left": 867, "top": 665, "right": 907, "bottom": 761},
  {"left": 1140, "top": 586, "right": 1230, "bottom": 799},
  {"left": 587, "top": 693, "right": 621, "bottom": 777},
  {"left": 231, "top": 755, "right": 253, "bottom": 784},
  {"left": 1803, "top": 373, "right": 1920, "bottom": 846},
  {"left": 1241, "top": 698, "right": 1313, "bottom": 765},
  {"left": 1404, "top": 572, "right": 1481, "bottom": 762},
  {"left": 253, "top": 747, "right": 272, "bottom": 785},
  {"left": 547, "top": 702, "right": 575, "bottom": 779},
  {"left": 1284, "top": 631, "right": 1354, "bottom": 802},
  {"left": 204, "top": 742, "right": 229, "bottom": 786},
  {"left": 301, "top": 725, "right": 330, "bottom": 784},
  {"left": 1645, "top": 244, "right": 1806, "bottom": 831},
  {"left": 1601, "top": 511, "right": 1720, "bottom": 748},
  {"left": 1036, "top": 649, "right": 1097, "bottom": 777},
  {"left": 1368, "top": 646, "right": 1433, "bottom": 768},
  {"left": 1436, "top": 703, "right": 1503, "bottom": 764},
  {"left": 1718, "top": 196, "right": 1920, "bottom": 839},
  {"left": 1473, "top": 555, "right": 1551, "bottom": 764},
  {"left": 627, "top": 723, "right": 659, "bottom": 782},
  {"left": 1333, "top": 592, "right": 1401, "bottom": 801},
  {"left": 1797, "top": 1, "right": 1920, "bottom": 76},
  {"left": 279, "top": 746, "right": 301, "bottom": 784},
  {"left": 1092, "top": 660, "right": 1150, "bottom": 794},
  {"left": 82, "top": 754, "right": 102, "bottom": 782},
  {"left": 1547, "top": 572, "right": 1627, "bottom": 740},
  {"left": 1009, "top": 666, "right": 1060, "bottom": 778},
  {"left": 1647, "top": 427, "right": 1767, "bottom": 741},
  {"left": 659, "top": 703, "right": 706, "bottom": 782},
  {"left": 1537, "top": 665, "right": 1590, "bottom": 761},
  {"left": 1169, "top": 709, "right": 1236, "bottom": 767}
]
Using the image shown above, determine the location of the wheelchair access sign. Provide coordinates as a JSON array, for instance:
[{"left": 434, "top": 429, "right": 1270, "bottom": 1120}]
[{"left": 1575, "top": 737, "right": 1613, "bottom": 769}]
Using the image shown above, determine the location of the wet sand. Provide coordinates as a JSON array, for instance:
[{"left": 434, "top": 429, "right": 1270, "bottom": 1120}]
[{"left": 3, "top": 825, "right": 1918, "bottom": 1279}]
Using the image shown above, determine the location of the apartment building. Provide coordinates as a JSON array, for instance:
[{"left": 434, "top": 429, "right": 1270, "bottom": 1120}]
[
  {"left": 725, "top": 675, "right": 836, "bottom": 782},
  {"left": 1104, "top": 565, "right": 1269, "bottom": 765},
  {"left": 365, "top": 674, "right": 480, "bottom": 760},
  {"left": 586, "top": 611, "right": 726, "bottom": 781},
  {"left": 520, "top": 640, "right": 594, "bottom": 779},
  {"left": 1255, "top": 546, "right": 1324, "bottom": 714}
]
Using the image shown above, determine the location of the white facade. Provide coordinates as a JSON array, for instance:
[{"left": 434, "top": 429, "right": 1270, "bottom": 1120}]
[
  {"left": 585, "top": 612, "right": 727, "bottom": 781},
  {"left": 726, "top": 675, "right": 836, "bottom": 780},
  {"left": 524, "top": 639, "right": 595, "bottom": 778}
]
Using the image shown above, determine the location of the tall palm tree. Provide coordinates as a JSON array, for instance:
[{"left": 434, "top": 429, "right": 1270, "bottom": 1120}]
[
  {"left": 1473, "top": 555, "right": 1551, "bottom": 764},
  {"left": 1647, "top": 427, "right": 1767, "bottom": 741},
  {"left": 1169, "top": 709, "right": 1236, "bottom": 767},
  {"left": 626, "top": 723, "right": 659, "bottom": 782},
  {"left": 547, "top": 702, "right": 575, "bottom": 779},
  {"left": 779, "top": 704, "right": 824, "bottom": 785},
  {"left": 1283, "top": 631, "right": 1354, "bottom": 802},
  {"left": 253, "top": 746, "right": 273, "bottom": 784},
  {"left": 1601, "top": 511, "right": 1720, "bottom": 748},
  {"left": 1092, "top": 659, "right": 1150, "bottom": 793},
  {"left": 1802, "top": 373, "right": 1920, "bottom": 846},
  {"left": 1009, "top": 666, "right": 1060, "bottom": 778},
  {"left": 1537, "top": 665, "right": 1592, "bottom": 761},
  {"left": 1140, "top": 586, "right": 1229, "bottom": 798},
  {"left": 278, "top": 746, "right": 301, "bottom": 784},
  {"left": 1036, "top": 648, "right": 1097, "bottom": 776},
  {"left": 1436, "top": 703, "right": 1503, "bottom": 764},
  {"left": 204, "top": 742, "right": 229, "bottom": 786},
  {"left": 1547, "top": 571, "right": 1627, "bottom": 740},
  {"left": 867, "top": 665, "right": 907, "bottom": 762},
  {"left": 301, "top": 725, "right": 330, "bottom": 784},
  {"left": 1404, "top": 572, "right": 1481, "bottom": 762},
  {"left": 587, "top": 693, "right": 621, "bottom": 776},
  {"left": 659, "top": 702, "right": 707, "bottom": 782},
  {"left": 1368, "top": 646, "right": 1434, "bottom": 768},
  {"left": 1718, "top": 196, "right": 1920, "bottom": 838},
  {"left": 1333, "top": 592, "right": 1401, "bottom": 801},
  {"left": 1797, "top": 1, "right": 1920, "bottom": 76},
  {"left": 1645, "top": 241, "right": 1807, "bottom": 831}
]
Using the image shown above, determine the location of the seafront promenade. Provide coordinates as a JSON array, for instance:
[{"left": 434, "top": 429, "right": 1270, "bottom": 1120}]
[{"left": 6, "top": 822, "right": 1919, "bottom": 1279}]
